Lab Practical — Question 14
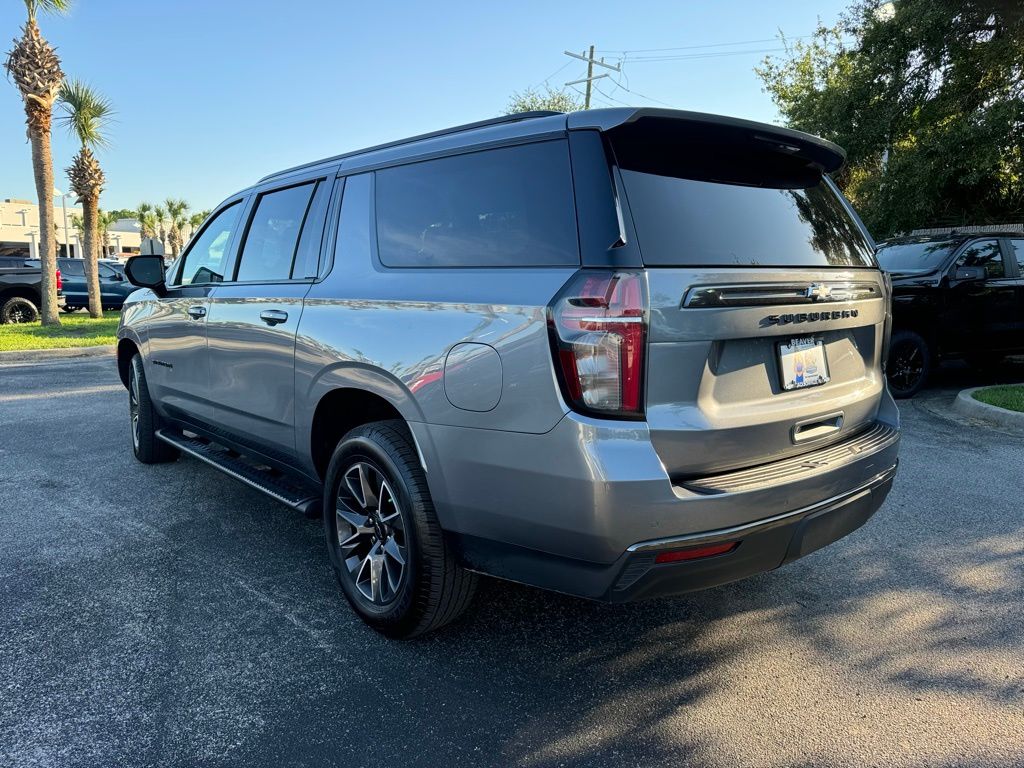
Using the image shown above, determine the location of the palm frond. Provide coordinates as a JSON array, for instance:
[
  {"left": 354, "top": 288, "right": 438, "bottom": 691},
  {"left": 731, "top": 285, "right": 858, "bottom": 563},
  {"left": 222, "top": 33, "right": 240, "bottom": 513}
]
[
  {"left": 57, "top": 78, "right": 113, "bottom": 149},
  {"left": 24, "top": 0, "right": 73, "bottom": 24}
]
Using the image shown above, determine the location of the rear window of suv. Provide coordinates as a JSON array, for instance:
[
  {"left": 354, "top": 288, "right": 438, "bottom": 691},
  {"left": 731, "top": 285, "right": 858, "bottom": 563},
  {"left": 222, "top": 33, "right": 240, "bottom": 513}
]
[
  {"left": 374, "top": 141, "right": 579, "bottom": 268},
  {"left": 612, "top": 129, "right": 876, "bottom": 269}
]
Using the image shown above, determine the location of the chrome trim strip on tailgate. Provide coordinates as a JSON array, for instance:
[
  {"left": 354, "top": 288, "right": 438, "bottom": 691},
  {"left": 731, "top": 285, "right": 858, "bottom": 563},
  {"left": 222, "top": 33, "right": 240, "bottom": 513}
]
[{"left": 683, "top": 282, "right": 880, "bottom": 308}]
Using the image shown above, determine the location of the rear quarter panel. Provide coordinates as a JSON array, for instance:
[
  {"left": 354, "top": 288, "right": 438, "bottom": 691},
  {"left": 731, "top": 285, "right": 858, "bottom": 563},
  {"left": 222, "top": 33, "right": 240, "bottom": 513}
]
[{"left": 294, "top": 265, "right": 577, "bottom": 477}]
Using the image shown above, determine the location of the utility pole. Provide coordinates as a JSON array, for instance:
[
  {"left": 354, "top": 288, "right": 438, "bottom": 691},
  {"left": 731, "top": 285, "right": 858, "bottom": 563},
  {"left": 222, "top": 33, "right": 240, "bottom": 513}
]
[{"left": 564, "top": 46, "right": 621, "bottom": 109}]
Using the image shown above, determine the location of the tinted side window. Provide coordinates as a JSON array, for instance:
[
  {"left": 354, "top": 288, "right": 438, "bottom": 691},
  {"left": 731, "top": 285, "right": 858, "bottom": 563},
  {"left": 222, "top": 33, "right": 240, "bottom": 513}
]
[
  {"left": 1010, "top": 239, "right": 1024, "bottom": 273},
  {"left": 375, "top": 141, "right": 579, "bottom": 268},
  {"left": 60, "top": 260, "right": 84, "bottom": 276},
  {"left": 235, "top": 183, "right": 316, "bottom": 282},
  {"left": 957, "top": 239, "right": 1003, "bottom": 279},
  {"left": 178, "top": 202, "right": 242, "bottom": 285},
  {"left": 292, "top": 181, "right": 332, "bottom": 279}
]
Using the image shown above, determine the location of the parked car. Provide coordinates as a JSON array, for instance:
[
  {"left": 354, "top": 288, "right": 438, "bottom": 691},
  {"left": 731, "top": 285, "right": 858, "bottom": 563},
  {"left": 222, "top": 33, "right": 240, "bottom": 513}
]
[
  {"left": 46, "top": 257, "right": 135, "bottom": 312},
  {"left": 0, "top": 256, "right": 65, "bottom": 323},
  {"left": 117, "top": 108, "right": 901, "bottom": 638},
  {"left": 876, "top": 231, "right": 1024, "bottom": 397}
]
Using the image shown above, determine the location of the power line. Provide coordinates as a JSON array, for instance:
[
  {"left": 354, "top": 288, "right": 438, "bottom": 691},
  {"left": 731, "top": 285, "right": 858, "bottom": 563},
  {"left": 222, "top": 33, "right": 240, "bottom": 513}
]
[
  {"left": 623, "top": 47, "right": 789, "bottom": 63},
  {"left": 530, "top": 59, "right": 574, "bottom": 90},
  {"left": 595, "top": 35, "right": 815, "bottom": 55},
  {"left": 607, "top": 79, "right": 675, "bottom": 108}
]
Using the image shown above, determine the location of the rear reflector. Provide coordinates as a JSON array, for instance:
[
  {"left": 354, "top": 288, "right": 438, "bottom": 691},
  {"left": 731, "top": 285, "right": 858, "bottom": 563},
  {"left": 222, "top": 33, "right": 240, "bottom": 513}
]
[{"left": 654, "top": 541, "right": 739, "bottom": 564}]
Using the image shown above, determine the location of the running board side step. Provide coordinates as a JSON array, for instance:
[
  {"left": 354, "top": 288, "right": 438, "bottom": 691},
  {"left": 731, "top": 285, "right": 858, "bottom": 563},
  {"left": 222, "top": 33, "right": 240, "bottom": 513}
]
[{"left": 156, "top": 429, "right": 322, "bottom": 517}]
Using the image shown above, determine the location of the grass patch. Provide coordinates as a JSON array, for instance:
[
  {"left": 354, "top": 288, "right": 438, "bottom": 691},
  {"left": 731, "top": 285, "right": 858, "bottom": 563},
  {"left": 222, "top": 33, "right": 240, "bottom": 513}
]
[
  {"left": 972, "top": 384, "right": 1024, "bottom": 413},
  {"left": 0, "top": 311, "right": 119, "bottom": 351}
]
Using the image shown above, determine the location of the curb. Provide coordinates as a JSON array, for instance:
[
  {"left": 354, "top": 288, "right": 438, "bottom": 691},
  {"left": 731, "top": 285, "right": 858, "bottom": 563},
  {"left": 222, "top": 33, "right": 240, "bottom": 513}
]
[
  {"left": 0, "top": 345, "right": 115, "bottom": 364},
  {"left": 953, "top": 386, "right": 1024, "bottom": 436}
]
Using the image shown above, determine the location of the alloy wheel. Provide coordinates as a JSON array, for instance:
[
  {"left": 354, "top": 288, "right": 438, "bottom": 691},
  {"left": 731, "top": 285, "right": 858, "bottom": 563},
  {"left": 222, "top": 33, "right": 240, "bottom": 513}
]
[
  {"left": 8, "top": 305, "right": 32, "bottom": 323},
  {"left": 129, "top": 367, "right": 140, "bottom": 450},
  {"left": 336, "top": 461, "right": 408, "bottom": 605},
  {"left": 889, "top": 339, "right": 924, "bottom": 392}
]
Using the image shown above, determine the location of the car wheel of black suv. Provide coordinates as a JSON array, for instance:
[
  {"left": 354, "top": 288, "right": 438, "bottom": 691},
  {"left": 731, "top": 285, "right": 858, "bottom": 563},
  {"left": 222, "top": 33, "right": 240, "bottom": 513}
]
[
  {"left": 324, "top": 420, "right": 477, "bottom": 639},
  {"left": 1, "top": 296, "right": 39, "bottom": 324},
  {"left": 887, "top": 330, "right": 932, "bottom": 398},
  {"left": 128, "top": 355, "right": 180, "bottom": 464}
]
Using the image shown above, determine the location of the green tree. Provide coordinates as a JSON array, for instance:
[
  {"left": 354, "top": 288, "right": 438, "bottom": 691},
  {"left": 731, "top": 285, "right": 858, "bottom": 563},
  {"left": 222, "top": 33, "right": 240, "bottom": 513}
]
[
  {"left": 164, "top": 197, "right": 190, "bottom": 257},
  {"left": 59, "top": 79, "right": 113, "bottom": 319},
  {"left": 97, "top": 209, "right": 116, "bottom": 254},
  {"left": 136, "top": 201, "right": 156, "bottom": 240},
  {"left": 756, "top": 1, "right": 1024, "bottom": 237},
  {"left": 506, "top": 86, "right": 582, "bottom": 115},
  {"left": 153, "top": 203, "right": 167, "bottom": 247},
  {"left": 4, "top": 0, "right": 71, "bottom": 325},
  {"left": 187, "top": 209, "right": 210, "bottom": 241}
]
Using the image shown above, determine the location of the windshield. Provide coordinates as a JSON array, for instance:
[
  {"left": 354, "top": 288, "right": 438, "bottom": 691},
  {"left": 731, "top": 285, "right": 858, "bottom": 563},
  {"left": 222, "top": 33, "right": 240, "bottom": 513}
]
[{"left": 875, "top": 240, "right": 956, "bottom": 274}]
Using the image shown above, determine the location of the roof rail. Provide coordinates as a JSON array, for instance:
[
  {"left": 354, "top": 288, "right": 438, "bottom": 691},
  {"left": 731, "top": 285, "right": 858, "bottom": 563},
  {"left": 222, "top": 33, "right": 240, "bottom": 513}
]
[
  {"left": 907, "top": 223, "right": 1024, "bottom": 236},
  {"left": 258, "top": 110, "right": 563, "bottom": 183}
]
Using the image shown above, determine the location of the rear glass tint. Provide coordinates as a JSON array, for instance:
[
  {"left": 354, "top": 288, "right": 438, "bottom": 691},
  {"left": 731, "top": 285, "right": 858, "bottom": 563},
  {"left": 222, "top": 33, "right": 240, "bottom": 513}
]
[
  {"left": 375, "top": 141, "right": 579, "bottom": 268},
  {"left": 612, "top": 128, "right": 875, "bottom": 268}
]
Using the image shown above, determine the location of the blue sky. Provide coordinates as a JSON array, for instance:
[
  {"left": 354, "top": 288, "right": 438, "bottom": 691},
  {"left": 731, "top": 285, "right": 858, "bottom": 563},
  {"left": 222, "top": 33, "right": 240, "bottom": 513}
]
[{"left": 0, "top": 0, "right": 849, "bottom": 212}]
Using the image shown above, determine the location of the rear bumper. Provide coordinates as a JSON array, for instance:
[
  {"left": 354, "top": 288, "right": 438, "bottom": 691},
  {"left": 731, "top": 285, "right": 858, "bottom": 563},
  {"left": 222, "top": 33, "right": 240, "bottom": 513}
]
[
  {"left": 606, "top": 462, "right": 895, "bottom": 601},
  {"left": 413, "top": 406, "right": 900, "bottom": 601}
]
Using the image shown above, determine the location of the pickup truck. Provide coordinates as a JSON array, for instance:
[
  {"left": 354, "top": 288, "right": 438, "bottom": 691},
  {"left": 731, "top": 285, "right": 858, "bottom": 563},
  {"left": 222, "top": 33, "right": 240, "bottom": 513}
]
[{"left": 0, "top": 256, "right": 65, "bottom": 323}]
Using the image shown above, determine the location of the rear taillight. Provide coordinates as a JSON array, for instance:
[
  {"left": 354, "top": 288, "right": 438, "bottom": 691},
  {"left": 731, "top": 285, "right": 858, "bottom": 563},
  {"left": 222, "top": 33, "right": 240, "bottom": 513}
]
[
  {"left": 548, "top": 270, "right": 647, "bottom": 419},
  {"left": 55, "top": 268, "right": 62, "bottom": 291}
]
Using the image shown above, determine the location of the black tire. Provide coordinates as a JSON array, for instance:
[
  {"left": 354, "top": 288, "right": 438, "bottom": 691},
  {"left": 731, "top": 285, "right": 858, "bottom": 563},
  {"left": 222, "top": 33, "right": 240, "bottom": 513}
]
[
  {"left": 1, "top": 296, "right": 39, "bottom": 324},
  {"left": 887, "top": 330, "right": 932, "bottom": 398},
  {"left": 128, "top": 354, "right": 180, "bottom": 464},
  {"left": 323, "top": 420, "right": 477, "bottom": 638}
]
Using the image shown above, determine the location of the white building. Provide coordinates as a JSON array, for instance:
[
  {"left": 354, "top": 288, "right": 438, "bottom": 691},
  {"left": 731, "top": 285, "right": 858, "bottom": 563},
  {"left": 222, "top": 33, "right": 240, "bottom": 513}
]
[{"left": 0, "top": 197, "right": 143, "bottom": 260}]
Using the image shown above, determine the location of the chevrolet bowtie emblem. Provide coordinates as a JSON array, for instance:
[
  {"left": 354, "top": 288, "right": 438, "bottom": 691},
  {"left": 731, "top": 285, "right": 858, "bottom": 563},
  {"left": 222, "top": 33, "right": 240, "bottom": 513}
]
[{"left": 806, "top": 283, "right": 833, "bottom": 301}]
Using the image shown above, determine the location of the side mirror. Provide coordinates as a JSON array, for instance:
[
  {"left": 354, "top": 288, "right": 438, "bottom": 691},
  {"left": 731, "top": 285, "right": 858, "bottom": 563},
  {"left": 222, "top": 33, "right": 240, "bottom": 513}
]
[
  {"left": 124, "top": 255, "right": 167, "bottom": 295},
  {"left": 954, "top": 265, "right": 986, "bottom": 282}
]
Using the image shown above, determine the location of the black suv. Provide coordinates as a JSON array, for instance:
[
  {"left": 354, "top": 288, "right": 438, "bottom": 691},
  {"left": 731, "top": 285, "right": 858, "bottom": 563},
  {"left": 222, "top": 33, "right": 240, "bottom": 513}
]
[{"left": 876, "top": 232, "right": 1024, "bottom": 397}]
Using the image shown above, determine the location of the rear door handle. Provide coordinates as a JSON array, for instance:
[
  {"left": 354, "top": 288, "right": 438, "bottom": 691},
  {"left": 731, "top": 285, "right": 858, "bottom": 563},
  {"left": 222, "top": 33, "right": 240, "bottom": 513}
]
[
  {"left": 187, "top": 305, "right": 207, "bottom": 319},
  {"left": 260, "top": 309, "right": 289, "bottom": 326}
]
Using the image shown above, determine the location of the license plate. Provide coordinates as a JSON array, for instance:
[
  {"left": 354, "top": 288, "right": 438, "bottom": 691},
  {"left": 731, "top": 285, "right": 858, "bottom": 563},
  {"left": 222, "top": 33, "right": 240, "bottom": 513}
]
[{"left": 778, "top": 337, "right": 830, "bottom": 391}]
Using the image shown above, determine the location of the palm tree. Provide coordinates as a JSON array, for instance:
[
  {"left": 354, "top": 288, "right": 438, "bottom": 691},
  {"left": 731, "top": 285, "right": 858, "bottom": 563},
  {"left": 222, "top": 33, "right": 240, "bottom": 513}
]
[
  {"left": 137, "top": 201, "right": 154, "bottom": 238},
  {"left": 97, "top": 209, "right": 116, "bottom": 255},
  {"left": 153, "top": 204, "right": 167, "bottom": 248},
  {"left": 164, "top": 197, "right": 189, "bottom": 258},
  {"left": 4, "top": 0, "right": 71, "bottom": 326},
  {"left": 58, "top": 79, "right": 112, "bottom": 319},
  {"left": 188, "top": 210, "right": 210, "bottom": 241}
]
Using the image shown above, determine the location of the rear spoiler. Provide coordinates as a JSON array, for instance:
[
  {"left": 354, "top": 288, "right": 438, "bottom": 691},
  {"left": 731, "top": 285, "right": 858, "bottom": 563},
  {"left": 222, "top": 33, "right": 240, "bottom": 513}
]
[{"left": 567, "top": 108, "right": 846, "bottom": 175}]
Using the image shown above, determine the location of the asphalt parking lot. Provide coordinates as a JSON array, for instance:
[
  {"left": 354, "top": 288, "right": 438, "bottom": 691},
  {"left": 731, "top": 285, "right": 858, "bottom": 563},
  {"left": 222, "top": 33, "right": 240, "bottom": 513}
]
[{"left": 1, "top": 355, "right": 1022, "bottom": 768}]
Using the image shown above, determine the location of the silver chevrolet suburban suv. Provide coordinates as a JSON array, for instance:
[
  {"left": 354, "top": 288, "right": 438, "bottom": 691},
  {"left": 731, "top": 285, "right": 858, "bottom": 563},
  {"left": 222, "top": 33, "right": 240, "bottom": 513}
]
[{"left": 118, "top": 109, "right": 901, "bottom": 638}]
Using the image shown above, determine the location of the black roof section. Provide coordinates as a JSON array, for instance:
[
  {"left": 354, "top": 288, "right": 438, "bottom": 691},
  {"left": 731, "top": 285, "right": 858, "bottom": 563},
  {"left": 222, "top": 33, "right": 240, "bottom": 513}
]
[
  {"left": 256, "top": 107, "right": 848, "bottom": 184},
  {"left": 259, "top": 111, "right": 561, "bottom": 183}
]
